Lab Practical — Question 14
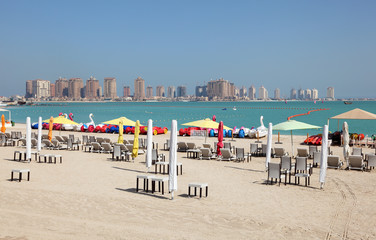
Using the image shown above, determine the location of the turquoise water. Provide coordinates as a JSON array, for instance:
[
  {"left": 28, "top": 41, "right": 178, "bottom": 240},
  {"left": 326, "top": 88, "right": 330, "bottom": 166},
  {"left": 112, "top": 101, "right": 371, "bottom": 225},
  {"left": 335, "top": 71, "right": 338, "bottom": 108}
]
[{"left": 6, "top": 101, "right": 376, "bottom": 136}]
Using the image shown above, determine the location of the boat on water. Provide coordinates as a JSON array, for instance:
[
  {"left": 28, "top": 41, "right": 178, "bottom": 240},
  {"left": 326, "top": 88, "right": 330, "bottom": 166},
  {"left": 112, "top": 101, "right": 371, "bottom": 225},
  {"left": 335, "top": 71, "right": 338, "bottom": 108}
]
[
  {"left": 233, "top": 106, "right": 237, "bottom": 110},
  {"left": 0, "top": 102, "right": 7, "bottom": 107},
  {"left": 344, "top": 101, "right": 353, "bottom": 105},
  {"left": 222, "top": 108, "right": 227, "bottom": 110}
]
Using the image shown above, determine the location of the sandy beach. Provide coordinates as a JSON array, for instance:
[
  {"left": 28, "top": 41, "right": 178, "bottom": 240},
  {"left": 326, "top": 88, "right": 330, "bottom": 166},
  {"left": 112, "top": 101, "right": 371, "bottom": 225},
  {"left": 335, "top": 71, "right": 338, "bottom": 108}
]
[{"left": 1, "top": 124, "right": 375, "bottom": 240}]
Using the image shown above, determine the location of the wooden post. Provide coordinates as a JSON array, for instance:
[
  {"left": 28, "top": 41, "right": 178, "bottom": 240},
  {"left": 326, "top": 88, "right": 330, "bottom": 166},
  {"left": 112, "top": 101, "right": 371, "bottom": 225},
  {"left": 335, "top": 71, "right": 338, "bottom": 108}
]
[
  {"left": 306, "top": 133, "right": 309, "bottom": 145},
  {"left": 278, "top": 132, "right": 280, "bottom": 143}
]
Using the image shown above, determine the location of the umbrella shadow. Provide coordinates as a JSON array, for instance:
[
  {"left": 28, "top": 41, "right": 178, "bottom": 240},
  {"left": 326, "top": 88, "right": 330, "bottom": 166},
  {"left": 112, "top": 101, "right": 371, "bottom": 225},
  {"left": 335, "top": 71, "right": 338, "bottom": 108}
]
[
  {"left": 115, "top": 188, "right": 170, "bottom": 200},
  {"left": 112, "top": 166, "right": 146, "bottom": 174},
  {"left": 224, "top": 166, "right": 265, "bottom": 173},
  {"left": 252, "top": 179, "right": 320, "bottom": 189}
]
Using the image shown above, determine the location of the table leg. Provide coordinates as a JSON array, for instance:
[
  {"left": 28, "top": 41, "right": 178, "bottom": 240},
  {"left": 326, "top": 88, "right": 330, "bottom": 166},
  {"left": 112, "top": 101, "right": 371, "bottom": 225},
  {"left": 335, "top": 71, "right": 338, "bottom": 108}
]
[
  {"left": 206, "top": 186, "right": 208, "bottom": 197},
  {"left": 19, "top": 172, "right": 22, "bottom": 182},
  {"left": 11, "top": 171, "right": 13, "bottom": 181},
  {"left": 188, "top": 186, "right": 191, "bottom": 197},
  {"left": 27, "top": 171, "right": 30, "bottom": 181},
  {"left": 136, "top": 178, "right": 139, "bottom": 192},
  {"left": 200, "top": 188, "right": 202, "bottom": 198},
  {"left": 162, "top": 182, "right": 164, "bottom": 195}
]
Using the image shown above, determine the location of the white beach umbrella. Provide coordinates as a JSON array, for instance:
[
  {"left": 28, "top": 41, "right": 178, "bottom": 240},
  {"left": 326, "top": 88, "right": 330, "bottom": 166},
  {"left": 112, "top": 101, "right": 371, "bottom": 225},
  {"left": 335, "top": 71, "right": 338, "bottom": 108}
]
[
  {"left": 319, "top": 125, "right": 328, "bottom": 189},
  {"left": 26, "top": 117, "right": 31, "bottom": 162},
  {"left": 265, "top": 123, "right": 273, "bottom": 170},
  {"left": 169, "top": 120, "right": 178, "bottom": 200},
  {"left": 342, "top": 122, "right": 350, "bottom": 168},
  {"left": 146, "top": 119, "right": 153, "bottom": 171},
  {"left": 37, "top": 116, "right": 42, "bottom": 152}
]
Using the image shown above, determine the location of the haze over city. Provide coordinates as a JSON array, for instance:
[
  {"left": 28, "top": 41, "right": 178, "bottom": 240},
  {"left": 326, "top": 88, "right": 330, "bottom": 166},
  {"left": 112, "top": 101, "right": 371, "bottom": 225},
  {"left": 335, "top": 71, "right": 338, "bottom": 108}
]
[{"left": 1, "top": 1, "right": 375, "bottom": 98}]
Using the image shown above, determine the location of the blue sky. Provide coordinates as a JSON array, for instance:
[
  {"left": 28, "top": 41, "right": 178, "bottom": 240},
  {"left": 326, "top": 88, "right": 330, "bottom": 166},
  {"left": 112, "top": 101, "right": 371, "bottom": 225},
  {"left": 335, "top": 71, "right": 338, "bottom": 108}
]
[{"left": 0, "top": 0, "right": 375, "bottom": 98}]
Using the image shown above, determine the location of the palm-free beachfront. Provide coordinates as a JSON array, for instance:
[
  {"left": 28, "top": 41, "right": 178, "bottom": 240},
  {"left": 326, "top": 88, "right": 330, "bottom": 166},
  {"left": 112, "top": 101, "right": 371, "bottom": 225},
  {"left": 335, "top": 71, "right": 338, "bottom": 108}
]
[{"left": 0, "top": 124, "right": 375, "bottom": 239}]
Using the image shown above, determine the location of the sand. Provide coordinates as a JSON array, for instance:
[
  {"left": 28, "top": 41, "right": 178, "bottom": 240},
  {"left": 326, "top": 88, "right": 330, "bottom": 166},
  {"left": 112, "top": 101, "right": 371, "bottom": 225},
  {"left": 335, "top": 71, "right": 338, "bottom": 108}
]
[{"left": 0, "top": 124, "right": 375, "bottom": 240}]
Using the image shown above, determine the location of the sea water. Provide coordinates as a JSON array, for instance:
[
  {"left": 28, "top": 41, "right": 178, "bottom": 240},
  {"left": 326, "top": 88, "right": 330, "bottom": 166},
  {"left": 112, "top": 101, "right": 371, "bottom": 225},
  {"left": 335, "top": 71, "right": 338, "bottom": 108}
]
[{"left": 6, "top": 101, "right": 376, "bottom": 136}]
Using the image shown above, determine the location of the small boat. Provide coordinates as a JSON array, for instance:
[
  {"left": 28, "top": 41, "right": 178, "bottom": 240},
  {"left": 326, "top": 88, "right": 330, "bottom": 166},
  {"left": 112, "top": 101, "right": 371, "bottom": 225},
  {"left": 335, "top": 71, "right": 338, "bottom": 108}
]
[
  {"left": 222, "top": 108, "right": 227, "bottom": 110},
  {"left": 344, "top": 101, "right": 352, "bottom": 105},
  {"left": 233, "top": 106, "right": 237, "bottom": 111}
]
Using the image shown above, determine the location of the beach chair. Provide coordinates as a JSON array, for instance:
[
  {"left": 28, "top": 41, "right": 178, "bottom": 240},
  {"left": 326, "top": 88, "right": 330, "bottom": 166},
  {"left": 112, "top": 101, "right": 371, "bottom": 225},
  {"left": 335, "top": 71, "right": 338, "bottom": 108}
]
[
  {"left": 202, "top": 143, "right": 212, "bottom": 152},
  {"left": 367, "top": 155, "right": 376, "bottom": 171},
  {"left": 31, "top": 138, "right": 38, "bottom": 148},
  {"left": 61, "top": 136, "right": 69, "bottom": 143},
  {"left": 309, "top": 146, "right": 318, "bottom": 159},
  {"left": 348, "top": 155, "right": 365, "bottom": 171},
  {"left": 123, "top": 139, "right": 130, "bottom": 145},
  {"left": 327, "top": 155, "right": 343, "bottom": 169},
  {"left": 313, "top": 151, "right": 321, "bottom": 167},
  {"left": 280, "top": 156, "right": 293, "bottom": 184},
  {"left": 187, "top": 142, "right": 197, "bottom": 150},
  {"left": 274, "top": 147, "right": 287, "bottom": 158},
  {"left": 52, "top": 139, "right": 66, "bottom": 150},
  {"left": 220, "top": 149, "right": 236, "bottom": 161},
  {"left": 267, "top": 163, "right": 282, "bottom": 186},
  {"left": 177, "top": 142, "right": 188, "bottom": 152},
  {"left": 91, "top": 142, "right": 103, "bottom": 153},
  {"left": 103, "top": 138, "right": 111, "bottom": 144},
  {"left": 55, "top": 136, "right": 65, "bottom": 144},
  {"left": 152, "top": 149, "right": 165, "bottom": 163},
  {"left": 352, "top": 147, "right": 363, "bottom": 156},
  {"left": 42, "top": 139, "right": 55, "bottom": 149},
  {"left": 0, "top": 134, "right": 6, "bottom": 146},
  {"left": 235, "top": 148, "right": 245, "bottom": 162},
  {"left": 96, "top": 137, "right": 104, "bottom": 144},
  {"left": 42, "top": 134, "right": 49, "bottom": 140},
  {"left": 297, "top": 148, "right": 309, "bottom": 158},
  {"left": 128, "top": 140, "right": 134, "bottom": 145},
  {"left": 260, "top": 144, "right": 267, "bottom": 157},
  {"left": 18, "top": 138, "right": 27, "bottom": 147},
  {"left": 249, "top": 143, "right": 259, "bottom": 159},
  {"left": 101, "top": 143, "right": 113, "bottom": 154},
  {"left": 200, "top": 148, "right": 217, "bottom": 160},
  {"left": 164, "top": 139, "right": 170, "bottom": 150},
  {"left": 89, "top": 136, "right": 96, "bottom": 143},
  {"left": 294, "top": 157, "right": 311, "bottom": 186},
  {"left": 224, "top": 142, "right": 233, "bottom": 153},
  {"left": 112, "top": 145, "right": 124, "bottom": 161}
]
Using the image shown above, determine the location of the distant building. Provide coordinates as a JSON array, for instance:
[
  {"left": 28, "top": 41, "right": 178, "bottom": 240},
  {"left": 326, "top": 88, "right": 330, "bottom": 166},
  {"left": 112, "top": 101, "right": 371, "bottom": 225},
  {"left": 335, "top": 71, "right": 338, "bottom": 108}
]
[
  {"left": 55, "top": 77, "right": 69, "bottom": 98},
  {"left": 68, "top": 78, "right": 84, "bottom": 100},
  {"left": 258, "top": 85, "right": 268, "bottom": 100},
  {"left": 248, "top": 85, "right": 256, "bottom": 100},
  {"left": 290, "top": 88, "right": 297, "bottom": 100},
  {"left": 25, "top": 80, "right": 33, "bottom": 98},
  {"left": 327, "top": 87, "right": 335, "bottom": 99},
  {"left": 167, "top": 86, "right": 176, "bottom": 99},
  {"left": 195, "top": 85, "right": 207, "bottom": 97},
  {"left": 274, "top": 88, "right": 280, "bottom": 100},
  {"left": 85, "top": 76, "right": 100, "bottom": 99},
  {"left": 312, "top": 88, "right": 319, "bottom": 100},
  {"left": 146, "top": 85, "right": 153, "bottom": 98},
  {"left": 156, "top": 86, "right": 165, "bottom": 98},
  {"left": 134, "top": 77, "right": 145, "bottom": 100},
  {"left": 305, "top": 89, "right": 312, "bottom": 100},
  {"left": 177, "top": 86, "right": 187, "bottom": 97},
  {"left": 206, "top": 78, "right": 235, "bottom": 100},
  {"left": 239, "top": 86, "right": 247, "bottom": 98},
  {"left": 298, "top": 88, "right": 305, "bottom": 100},
  {"left": 50, "top": 83, "right": 55, "bottom": 97},
  {"left": 123, "top": 86, "right": 131, "bottom": 98},
  {"left": 103, "top": 77, "right": 117, "bottom": 99}
]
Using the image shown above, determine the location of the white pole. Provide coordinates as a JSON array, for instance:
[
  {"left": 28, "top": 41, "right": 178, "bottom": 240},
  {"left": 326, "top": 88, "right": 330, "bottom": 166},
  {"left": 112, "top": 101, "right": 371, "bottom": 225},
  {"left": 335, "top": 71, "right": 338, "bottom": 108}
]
[
  {"left": 265, "top": 123, "right": 273, "bottom": 170},
  {"left": 26, "top": 117, "right": 31, "bottom": 162},
  {"left": 146, "top": 119, "right": 153, "bottom": 172},
  {"left": 37, "top": 116, "right": 42, "bottom": 152},
  {"left": 291, "top": 130, "right": 294, "bottom": 157},
  {"left": 169, "top": 120, "right": 178, "bottom": 200},
  {"left": 320, "top": 125, "right": 328, "bottom": 189}
]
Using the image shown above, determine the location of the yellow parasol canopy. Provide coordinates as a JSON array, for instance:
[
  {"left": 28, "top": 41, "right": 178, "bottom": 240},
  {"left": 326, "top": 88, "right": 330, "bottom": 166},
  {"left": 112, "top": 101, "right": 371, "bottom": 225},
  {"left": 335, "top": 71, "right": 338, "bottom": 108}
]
[
  {"left": 43, "top": 116, "right": 79, "bottom": 125},
  {"left": 1, "top": 115, "right": 5, "bottom": 133},
  {"left": 132, "top": 120, "right": 140, "bottom": 159},
  {"left": 48, "top": 117, "right": 53, "bottom": 141},
  {"left": 103, "top": 117, "right": 142, "bottom": 126},
  {"left": 118, "top": 120, "right": 123, "bottom": 144},
  {"left": 182, "top": 118, "right": 232, "bottom": 130}
]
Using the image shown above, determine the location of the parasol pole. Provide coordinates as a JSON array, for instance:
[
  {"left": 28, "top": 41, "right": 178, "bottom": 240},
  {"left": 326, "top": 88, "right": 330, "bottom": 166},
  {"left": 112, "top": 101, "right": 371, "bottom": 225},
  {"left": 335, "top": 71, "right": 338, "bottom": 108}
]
[{"left": 291, "top": 130, "right": 294, "bottom": 157}]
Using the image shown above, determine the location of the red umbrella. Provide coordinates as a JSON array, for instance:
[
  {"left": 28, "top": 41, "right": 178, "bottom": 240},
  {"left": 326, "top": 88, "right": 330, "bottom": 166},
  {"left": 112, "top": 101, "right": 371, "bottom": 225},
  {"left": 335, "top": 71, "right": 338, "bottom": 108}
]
[{"left": 217, "top": 121, "right": 224, "bottom": 155}]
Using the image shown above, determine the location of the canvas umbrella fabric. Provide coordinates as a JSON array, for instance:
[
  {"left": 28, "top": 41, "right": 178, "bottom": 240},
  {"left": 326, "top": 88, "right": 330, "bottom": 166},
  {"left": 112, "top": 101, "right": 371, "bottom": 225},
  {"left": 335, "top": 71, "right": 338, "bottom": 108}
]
[
  {"left": 182, "top": 118, "right": 232, "bottom": 130},
  {"left": 330, "top": 108, "right": 376, "bottom": 130},
  {"left": 342, "top": 122, "right": 350, "bottom": 168},
  {"left": 117, "top": 120, "right": 124, "bottom": 144},
  {"left": 217, "top": 121, "right": 224, "bottom": 156},
  {"left": 265, "top": 123, "right": 273, "bottom": 169},
  {"left": 43, "top": 116, "right": 79, "bottom": 125},
  {"left": 37, "top": 116, "right": 42, "bottom": 152},
  {"left": 48, "top": 117, "right": 53, "bottom": 141},
  {"left": 146, "top": 119, "right": 153, "bottom": 171},
  {"left": 273, "top": 120, "right": 321, "bottom": 157},
  {"left": 103, "top": 117, "right": 141, "bottom": 126},
  {"left": 169, "top": 120, "right": 178, "bottom": 200},
  {"left": 132, "top": 120, "right": 140, "bottom": 160},
  {"left": 320, "top": 125, "right": 329, "bottom": 189},
  {"left": 1, "top": 115, "right": 5, "bottom": 133}
]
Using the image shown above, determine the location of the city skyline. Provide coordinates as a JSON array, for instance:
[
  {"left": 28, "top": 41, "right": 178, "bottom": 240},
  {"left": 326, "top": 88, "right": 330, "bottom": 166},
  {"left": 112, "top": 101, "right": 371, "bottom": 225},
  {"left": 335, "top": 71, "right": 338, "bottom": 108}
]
[{"left": 1, "top": 1, "right": 375, "bottom": 98}]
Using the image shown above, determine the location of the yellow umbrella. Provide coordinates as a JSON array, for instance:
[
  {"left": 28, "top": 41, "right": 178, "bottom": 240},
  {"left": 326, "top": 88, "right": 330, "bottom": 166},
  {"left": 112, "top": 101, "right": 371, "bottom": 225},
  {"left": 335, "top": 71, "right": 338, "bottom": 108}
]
[
  {"left": 103, "top": 117, "right": 142, "bottom": 126},
  {"left": 43, "top": 116, "right": 79, "bottom": 125},
  {"left": 1, "top": 115, "right": 5, "bottom": 133},
  {"left": 48, "top": 117, "right": 53, "bottom": 141},
  {"left": 118, "top": 120, "right": 123, "bottom": 144},
  {"left": 132, "top": 120, "right": 140, "bottom": 159},
  {"left": 182, "top": 118, "right": 232, "bottom": 130}
]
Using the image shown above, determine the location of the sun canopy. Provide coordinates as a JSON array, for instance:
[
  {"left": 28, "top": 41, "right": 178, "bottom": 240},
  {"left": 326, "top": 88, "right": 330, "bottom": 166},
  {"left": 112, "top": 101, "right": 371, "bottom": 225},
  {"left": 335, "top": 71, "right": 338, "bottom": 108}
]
[
  {"left": 273, "top": 120, "right": 321, "bottom": 131},
  {"left": 43, "top": 116, "right": 79, "bottom": 125},
  {"left": 182, "top": 118, "right": 232, "bottom": 130},
  {"left": 331, "top": 108, "right": 376, "bottom": 120},
  {"left": 0, "top": 108, "right": 11, "bottom": 122},
  {"left": 103, "top": 117, "right": 141, "bottom": 126}
]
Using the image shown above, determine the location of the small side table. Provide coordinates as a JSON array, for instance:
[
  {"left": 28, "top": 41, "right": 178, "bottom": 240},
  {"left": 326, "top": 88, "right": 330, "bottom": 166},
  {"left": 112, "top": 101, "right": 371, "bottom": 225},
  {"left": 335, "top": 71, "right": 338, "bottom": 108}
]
[
  {"left": 151, "top": 177, "right": 169, "bottom": 195},
  {"left": 11, "top": 169, "right": 30, "bottom": 182},
  {"left": 136, "top": 175, "right": 155, "bottom": 192},
  {"left": 188, "top": 183, "right": 208, "bottom": 198}
]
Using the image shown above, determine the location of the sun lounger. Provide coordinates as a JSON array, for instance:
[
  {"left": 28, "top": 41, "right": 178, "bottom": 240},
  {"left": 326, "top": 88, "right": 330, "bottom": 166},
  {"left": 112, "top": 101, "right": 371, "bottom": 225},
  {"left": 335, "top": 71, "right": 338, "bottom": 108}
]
[
  {"left": 297, "top": 148, "right": 309, "bottom": 158},
  {"left": 220, "top": 148, "right": 235, "bottom": 161},
  {"left": 313, "top": 151, "right": 321, "bottom": 167},
  {"left": 199, "top": 148, "right": 217, "bottom": 160},
  {"left": 101, "top": 143, "right": 113, "bottom": 154},
  {"left": 202, "top": 143, "right": 212, "bottom": 151},
  {"left": 91, "top": 142, "right": 103, "bottom": 153},
  {"left": 327, "top": 155, "right": 343, "bottom": 169},
  {"left": 348, "top": 155, "right": 365, "bottom": 171},
  {"left": 352, "top": 147, "right": 363, "bottom": 156},
  {"left": 267, "top": 163, "right": 283, "bottom": 186},
  {"left": 235, "top": 148, "right": 245, "bottom": 162},
  {"left": 274, "top": 147, "right": 287, "bottom": 158},
  {"left": 368, "top": 155, "right": 376, "bottom": 171},
  {"left": 187, "top": 142, "right": 197, "bottom": 150},
  {"left": 177, "top": 142, "right": 188, "bottom": 152},
  {"left": 309, "top": 146, "right": 318, "bottom": 159}
]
